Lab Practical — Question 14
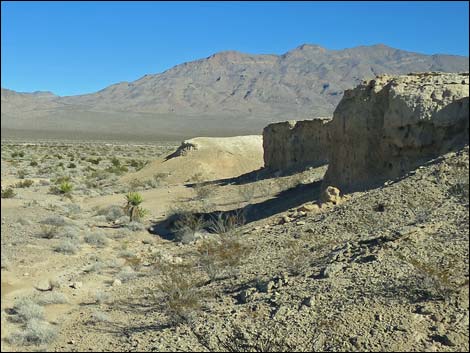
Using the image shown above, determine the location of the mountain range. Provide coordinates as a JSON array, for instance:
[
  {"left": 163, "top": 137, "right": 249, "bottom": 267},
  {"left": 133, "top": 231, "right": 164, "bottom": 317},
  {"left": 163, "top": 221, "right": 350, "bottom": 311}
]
[{"left": 2, "top": 44, "right": 468, "bottom": 140}]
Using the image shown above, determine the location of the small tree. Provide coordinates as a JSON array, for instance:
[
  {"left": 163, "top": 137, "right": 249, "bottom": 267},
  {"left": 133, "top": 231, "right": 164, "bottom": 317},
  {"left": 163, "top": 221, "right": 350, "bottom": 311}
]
[{"left": 124, "top": 192, "right": 148, "bottom": 222}]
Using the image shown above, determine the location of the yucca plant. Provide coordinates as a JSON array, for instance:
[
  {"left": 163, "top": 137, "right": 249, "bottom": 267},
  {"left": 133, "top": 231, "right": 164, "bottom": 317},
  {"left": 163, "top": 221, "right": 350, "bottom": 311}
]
[
  {"left": 59, "top": 181, "right": 73, "bottom": 195},
  {"left": 124, "top": 192, "right": 148, "bottom": 222}
]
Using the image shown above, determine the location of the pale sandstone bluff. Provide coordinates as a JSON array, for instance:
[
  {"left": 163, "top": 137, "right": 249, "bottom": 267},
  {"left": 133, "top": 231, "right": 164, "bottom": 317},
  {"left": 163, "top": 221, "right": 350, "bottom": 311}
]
[
  {"left": 263, "top": 117, "right": 331, "bottom": 171},
  {"left": 324, "top": 72, "right": 469, "bottom": 192}
]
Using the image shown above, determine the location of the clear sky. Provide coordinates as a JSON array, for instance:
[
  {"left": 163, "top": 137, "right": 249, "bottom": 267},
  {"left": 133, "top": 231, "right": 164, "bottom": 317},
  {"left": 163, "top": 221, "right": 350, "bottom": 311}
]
[{"left": 2, "top": 1, "right": 469, "bottom": 96}]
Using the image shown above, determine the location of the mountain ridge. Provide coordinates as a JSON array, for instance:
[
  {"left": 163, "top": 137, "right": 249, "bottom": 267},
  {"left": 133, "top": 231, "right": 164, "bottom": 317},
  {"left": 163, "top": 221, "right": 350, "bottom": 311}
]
[{"left": 2, "top": 43, "right": 469, "bottom": 139}]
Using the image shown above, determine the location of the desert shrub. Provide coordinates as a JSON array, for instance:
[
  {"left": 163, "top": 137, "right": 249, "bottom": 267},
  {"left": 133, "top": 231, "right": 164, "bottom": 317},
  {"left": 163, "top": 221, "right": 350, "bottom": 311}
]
[
  {"left": 91, "top": 311, "right": 111, "bottom": 323},
  {"left": 448, "top": 181, "right": 469, "bottom": 204},
  {"left": 87, "top": 157, "right": 102, "bottom": 165},
  {"left": 1, "top": 187, "right": 16, "bottom": 198},
  {"left": 196, "top": 235, "right": 249, "bottom": 282},
  {"left": 12, "top": 298, "right": 45, "bottom": 323},
  {"left": 284, "top": 240, "right": 312, "bottom": 276},
  {"left": 64, "top": 203, "right": 81, "bottom": 216},
  {"left": 15, "top": 179, "right": 34, "bottom": 188},
  {"left": 52, "top": 175, "right": 71, "bottom": 184},
  {"left": 395, "top": 253, "right": 469, "bottom": 300},
  {"left": 39, "top": 225, "right": 61, "bottom": 239},
  {"left": 41, "top": 215, "right": 67, "bottom": 226},
  {"left": 124, "top": 192, "right": 148, "bottom": 222},
  {"left": 170, "top": 210, "right": 208, "bottom": 243},
  {"left": 193, "top": 184, "right": 215, "bottom": 202},
  {"left": 155, "top": 262, "right": 204, "bottom": 325},
  {"left": 34, "top": 292, "right": 68, "bottom": 305},
  {"left": 94, "top": 291, "right": 111, "bottom": 304},
  {"left": 208, "top": 210, "right": 246, "bottom": 235},
  {"left": 54, "top": 239, "right": 80, "bottom": 254},
  {"left": 116, "top": 266, "right": 137, "bottom": 282},
  {"left": 128, "top": 159, "right": 147, "bottom": 170},
  {"left": 129, "top": 179, "right": 158, "bottom": 190},
  {"left": 153, "top": 172, "right": 168, "bottom": 184},
  {"left": 84, "top": 261, "right": 105, "bottom": 274},
  {"left": 126, "top": 221, "right": 146, "bottom": 231},
  {"left": 60, "top": 226, "right": 80, "bottom": 240},
  {"left": 105, "top": 163, "right": 128, "bottom": 175},
  {"left": 7, "top": 319, "right": 58, "bottom": 346},
  {"left": 95, "top": 204, "right": 125, "bottom": 222},
  {"left": 84, "top": 231, "right": 108, "bottom": 247},
  {"left": 217, "top": 321, "right": 299, "bottom": 352},
  {"left": 11, "top": 151, "right": 25, "bottom": 158}
]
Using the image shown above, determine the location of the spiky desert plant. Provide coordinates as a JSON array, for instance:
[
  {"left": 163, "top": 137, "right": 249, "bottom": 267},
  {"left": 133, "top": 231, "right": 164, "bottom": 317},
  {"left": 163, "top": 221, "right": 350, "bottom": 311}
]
[
  {"left": 124, "top": 192, "right": 148, "bottom": 222},
  {"left": 59, "top": 181, "right": 73, "bottom": 196}
]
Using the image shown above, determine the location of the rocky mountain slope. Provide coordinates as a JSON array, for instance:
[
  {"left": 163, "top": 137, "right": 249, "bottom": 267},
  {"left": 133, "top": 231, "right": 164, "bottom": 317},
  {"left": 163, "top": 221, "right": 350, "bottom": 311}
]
[{"left": 2, "top": 44, "right": 468, "bottom": 139}]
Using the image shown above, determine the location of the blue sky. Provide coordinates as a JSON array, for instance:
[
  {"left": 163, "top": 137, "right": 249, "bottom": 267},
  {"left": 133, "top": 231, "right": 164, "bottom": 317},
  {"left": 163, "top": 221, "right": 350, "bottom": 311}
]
[{"left": 2, "top": 1, "right": 468, "bottom": 96}]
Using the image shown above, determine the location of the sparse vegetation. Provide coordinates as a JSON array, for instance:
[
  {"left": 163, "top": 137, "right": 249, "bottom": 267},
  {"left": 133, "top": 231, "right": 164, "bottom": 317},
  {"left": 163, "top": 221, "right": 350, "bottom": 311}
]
[
  {"left": 7, "top": 319, "right": 58, "bottom": 346},
  {"left": 124, "top": 192, "right": 148, "bottom": 222},
  {"left": 1, "top": 187, "right": 16, "bottom": 198},
  {"left": 196, "top": 234, "right": 249, "bottom": 282},
  {"left": 85, "top": 231, "right": 109, "bottom": 247},
  {"left": 15, "top": 179, "right": 34, "bottom": 188},
  {"left": 170, "top": 209, "right": 208, "bottom": 243},
  {"left": 54, "top": 239, "right": 80, "bottom": 254},
  {"left": 155, "top": 262, "right": 205, "bottom": 325}
]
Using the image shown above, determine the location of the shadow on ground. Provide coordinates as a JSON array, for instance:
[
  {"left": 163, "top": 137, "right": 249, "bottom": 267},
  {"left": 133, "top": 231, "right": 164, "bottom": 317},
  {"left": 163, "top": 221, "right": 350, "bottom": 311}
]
[{"left": 149, "top": 180, "right": 323, "bottom": 241}]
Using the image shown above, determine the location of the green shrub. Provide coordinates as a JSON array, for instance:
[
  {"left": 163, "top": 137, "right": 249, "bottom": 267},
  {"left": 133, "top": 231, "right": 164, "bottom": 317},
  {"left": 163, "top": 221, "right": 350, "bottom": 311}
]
[
  {"left": 15, "top": 179, "right": 34, "bottom": 188},
  {"left": 1, "top": 187, "right": 16, "bottom": 198}
]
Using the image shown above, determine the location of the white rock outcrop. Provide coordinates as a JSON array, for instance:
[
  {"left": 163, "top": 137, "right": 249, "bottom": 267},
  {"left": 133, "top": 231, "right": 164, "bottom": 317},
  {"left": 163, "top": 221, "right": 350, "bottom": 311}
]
[
  {"left": 323, "top": 72, "right": 469, "bottom": 192},
  {"left": 263, "top": 118, "right": 331, "bottom": 171}
]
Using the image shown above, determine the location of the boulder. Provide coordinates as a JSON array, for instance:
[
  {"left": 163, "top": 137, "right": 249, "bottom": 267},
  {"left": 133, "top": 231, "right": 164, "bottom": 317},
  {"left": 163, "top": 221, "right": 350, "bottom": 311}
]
[{"left": 321, "top": 186, "right": 342, "bottom": 205}]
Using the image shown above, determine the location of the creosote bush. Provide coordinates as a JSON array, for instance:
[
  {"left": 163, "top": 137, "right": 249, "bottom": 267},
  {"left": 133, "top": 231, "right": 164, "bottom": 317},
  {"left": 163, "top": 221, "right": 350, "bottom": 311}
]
[
  {"left": 155, "top": 262, "right": 205, "bottom": 325},
  {"left": 196, "top": 234, "right": 250, "bottom": 282}
]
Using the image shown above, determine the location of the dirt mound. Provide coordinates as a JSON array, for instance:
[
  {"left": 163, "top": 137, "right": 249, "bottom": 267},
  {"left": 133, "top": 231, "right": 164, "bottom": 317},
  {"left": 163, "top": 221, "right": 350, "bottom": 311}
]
[{"left": 121, "top": 135, "right": 264, "bottom": 184}]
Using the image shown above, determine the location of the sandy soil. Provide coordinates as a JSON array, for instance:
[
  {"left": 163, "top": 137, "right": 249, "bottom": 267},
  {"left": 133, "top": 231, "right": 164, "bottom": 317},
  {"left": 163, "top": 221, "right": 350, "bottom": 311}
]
[{"left": 1, "top": 138, "right": 468, "bottom": 352}]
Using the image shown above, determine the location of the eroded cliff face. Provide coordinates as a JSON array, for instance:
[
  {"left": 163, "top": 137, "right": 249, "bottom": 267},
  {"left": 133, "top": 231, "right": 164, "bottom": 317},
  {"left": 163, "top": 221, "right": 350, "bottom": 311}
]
[
  {"left": 323, "top": 72, "right": 469, "bottom": 192},
  {"left": 263, "top": 118, "right": 331, "bottom": 171}
]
